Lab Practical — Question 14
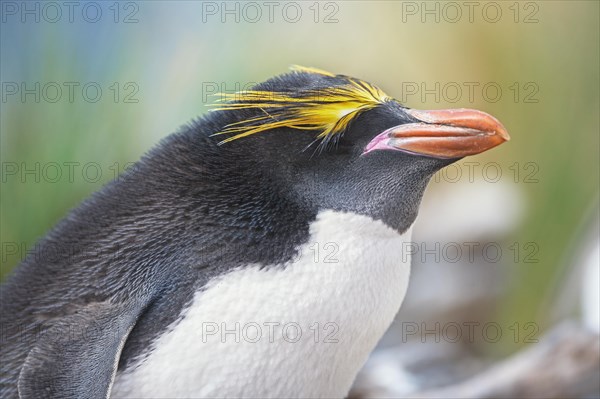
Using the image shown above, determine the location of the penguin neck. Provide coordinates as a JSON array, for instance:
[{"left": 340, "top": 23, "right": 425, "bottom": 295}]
[{"left": 112, "top": 210, "right": 414, "bottom": 398}]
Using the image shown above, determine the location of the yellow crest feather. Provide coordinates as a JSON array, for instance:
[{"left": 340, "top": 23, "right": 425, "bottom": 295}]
[{"left": 209, "top": 66, "right": 391, "bottom": 145}]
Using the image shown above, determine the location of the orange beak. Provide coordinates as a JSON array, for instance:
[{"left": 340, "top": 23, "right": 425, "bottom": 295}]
[{"left": 364, "top": 108, "right": 510, "bottom": 159}]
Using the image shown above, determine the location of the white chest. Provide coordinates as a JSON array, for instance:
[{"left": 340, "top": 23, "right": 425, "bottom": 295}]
[{"left": 111, "top": 210, "right": 413, "bottom": 398}]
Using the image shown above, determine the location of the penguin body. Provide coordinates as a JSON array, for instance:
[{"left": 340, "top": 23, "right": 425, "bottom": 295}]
[
  {"left": 0, "top": 67, "right": 509, "bottom": 398},
  {"left": 112, "top": 211, "right": 413, "bottom": 398}
]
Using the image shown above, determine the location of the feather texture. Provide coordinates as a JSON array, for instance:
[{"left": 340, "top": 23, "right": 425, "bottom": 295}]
[{"left": 209, "top": 66, "right": 391, "bottom": 145}]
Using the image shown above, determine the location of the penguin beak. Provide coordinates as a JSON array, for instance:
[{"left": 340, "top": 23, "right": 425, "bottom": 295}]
[{"left": 364, "top": 108, "right": 510, "bottom": 159}]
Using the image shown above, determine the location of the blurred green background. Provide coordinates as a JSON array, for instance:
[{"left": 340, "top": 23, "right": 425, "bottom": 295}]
[{"left": 1, "top": 1, "right": 598, "bottom": 357}]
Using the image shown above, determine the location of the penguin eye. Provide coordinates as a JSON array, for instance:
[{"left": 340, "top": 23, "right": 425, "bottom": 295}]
[{"left": 316, "top": 134, "right": 354, "bottom": 154}]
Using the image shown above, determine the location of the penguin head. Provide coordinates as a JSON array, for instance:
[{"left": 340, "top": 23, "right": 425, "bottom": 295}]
[{"left": 210, "top": 66, "right": 510, "bottom": 232}]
